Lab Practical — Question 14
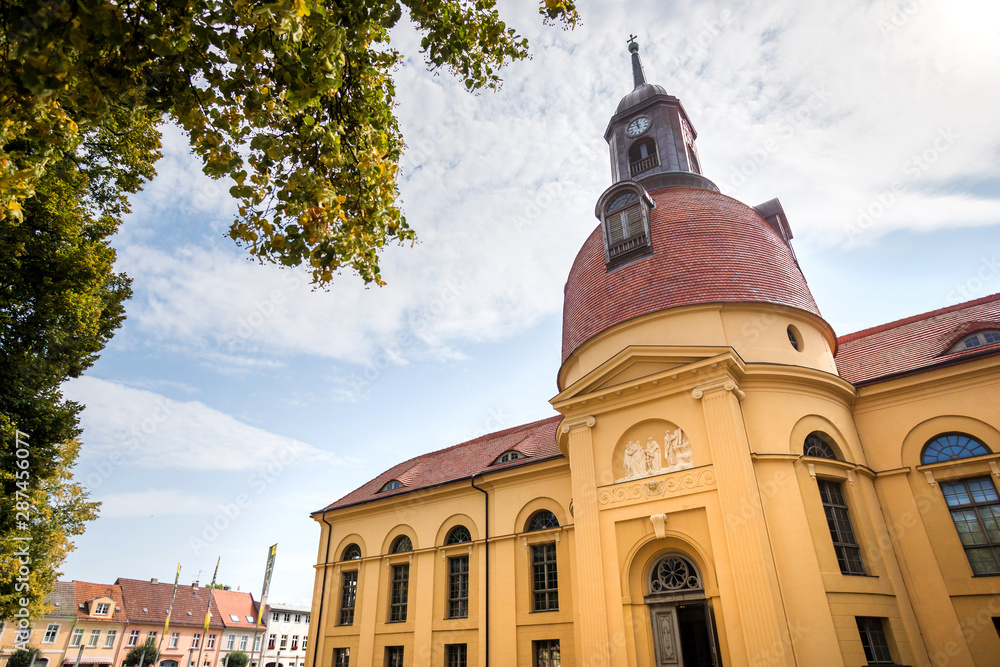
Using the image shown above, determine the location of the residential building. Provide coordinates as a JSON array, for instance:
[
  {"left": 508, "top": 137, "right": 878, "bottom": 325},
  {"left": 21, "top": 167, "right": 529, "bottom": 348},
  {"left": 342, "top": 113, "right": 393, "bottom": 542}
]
[
  {"left": 259, "top": 606, "right": 308, "bottom": 667},
  {"left": 114, "top": 579, "right": 225, "bottom": 667},
  {"left": 210, "top": 589, "right": 265, "bottom": 667},
  {"left": 0, "top": 581, "right": 77, "bottom": 667},
  {"left": 65, "top": 582, "right": 129, "bottom": 667},
  {"left": 306, "top": 40, "right": 1000, "bottom": 666}
]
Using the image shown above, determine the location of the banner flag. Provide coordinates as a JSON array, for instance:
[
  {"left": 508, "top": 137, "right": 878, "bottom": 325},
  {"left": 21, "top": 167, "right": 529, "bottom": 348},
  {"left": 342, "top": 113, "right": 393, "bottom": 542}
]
[
  {"left": 204, "top": 556, "right": 221, "bottom": 632},
  {"left": 158, "top": 563, "right": 182, "bottom": 653},
  {"left": 256, "top": 544, "right": 278, "bottom": 626}
]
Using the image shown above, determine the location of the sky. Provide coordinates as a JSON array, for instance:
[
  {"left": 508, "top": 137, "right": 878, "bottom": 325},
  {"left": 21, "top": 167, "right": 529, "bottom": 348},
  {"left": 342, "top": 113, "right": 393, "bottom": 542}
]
[{"left": 59, "top": 0, "right": 1000, "bottom": 607}]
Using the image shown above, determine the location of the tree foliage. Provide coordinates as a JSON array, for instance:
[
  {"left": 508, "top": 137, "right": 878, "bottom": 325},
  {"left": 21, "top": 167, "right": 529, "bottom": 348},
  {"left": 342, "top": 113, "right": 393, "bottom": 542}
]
[
  {"left": 224, "top": 651, "right": 250, "bottom": 667},
  {"left": 2, "top": 0, "right": 578, "bottom": 286},
  {"left": 0, "top": 108, "right": 158, "bottom": 619},
  {"left": 123, "top": 638, "right": 160, "bottom": 667},
  {"left": 6, "top": 648, "right": 42, "bottom": 667}
]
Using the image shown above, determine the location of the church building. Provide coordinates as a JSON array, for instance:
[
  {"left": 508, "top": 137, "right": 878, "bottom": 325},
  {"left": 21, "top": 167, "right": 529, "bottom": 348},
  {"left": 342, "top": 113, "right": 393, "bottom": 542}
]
[{"left": 305, "top": 41, "right": 1000, "bottom": 666}]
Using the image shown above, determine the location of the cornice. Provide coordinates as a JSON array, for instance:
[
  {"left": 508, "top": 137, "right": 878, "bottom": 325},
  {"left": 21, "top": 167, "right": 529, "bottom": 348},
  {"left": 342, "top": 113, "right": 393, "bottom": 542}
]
[{"left": 853, "top": 355, "right": 1000, "bottom": 414}]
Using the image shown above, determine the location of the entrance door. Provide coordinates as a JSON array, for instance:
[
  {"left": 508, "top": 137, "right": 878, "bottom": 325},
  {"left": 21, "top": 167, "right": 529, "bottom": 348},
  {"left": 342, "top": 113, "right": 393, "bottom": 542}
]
[
  {"left": 646, "top": 554, "right": 721, "bottom": 666},
  {"left": 650, "top": 604, "right": 683, "bottom": 665}
]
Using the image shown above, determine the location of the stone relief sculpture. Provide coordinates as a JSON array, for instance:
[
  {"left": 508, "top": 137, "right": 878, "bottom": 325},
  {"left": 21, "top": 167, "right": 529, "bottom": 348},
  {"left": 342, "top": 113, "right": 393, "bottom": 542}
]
[{"left": 616, "top": 427, "right": 693, "bottom": 483}]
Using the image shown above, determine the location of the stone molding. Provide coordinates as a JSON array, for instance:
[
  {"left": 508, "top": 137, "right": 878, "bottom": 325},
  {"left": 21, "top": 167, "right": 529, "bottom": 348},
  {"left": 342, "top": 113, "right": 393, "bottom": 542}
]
[{"left": 598, "top": 466, "right": 716, "bottom": 508}]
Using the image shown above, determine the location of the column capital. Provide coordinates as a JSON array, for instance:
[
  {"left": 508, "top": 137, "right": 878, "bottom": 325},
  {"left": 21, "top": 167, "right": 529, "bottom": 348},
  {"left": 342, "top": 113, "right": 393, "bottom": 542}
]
[
  {"left": 560, "top": 415, "right": 596, "bottom": 434},
  {"left": 691, "top": 379, "right": 745, "bottom": 402}
]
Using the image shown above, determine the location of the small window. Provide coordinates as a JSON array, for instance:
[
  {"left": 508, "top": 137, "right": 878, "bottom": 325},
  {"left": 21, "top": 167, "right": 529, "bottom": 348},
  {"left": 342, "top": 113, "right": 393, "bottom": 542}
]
[
  {"left": 226, "top": 635, "right": 235, "bottom": 650},
  {"left": 245, "top": 615, "right": 254, "bottom": 624},
  {"left": 787, "top": 325, "right": 802, "bottom": 351},
  {"left": 95, "top": 602, "right": 110, "bottom": 615},
  {"left": 239, "top": 635, "right": 248, "bottom": 651},
  {"left": 230, "top": 614, "right": 240, "bottom": 622},
  {"left": 284, "top": 613, "right": 291, "bottom": 622},
  {"left": 341, "top": 543, "right": 362, "bottom": 560},
  {"left": 949, "top": 330, "right": 1000, "bottom": 353},
  {"left": 43, "top": 624, "right": 59, "bottom": 644},
  {"left": 446, "top": 644, "right": 467, "bottom": 667},
  {"left": 493, "top": 450, "right": 525, "bottom": 464},
  {"left": 379, "top": 480, "right": 403, "bottom": 493},
  {"left": 267, "top": 634, "right": 276, "bottom": 650},
  {"left": 291, "top": 635, "right": 299, "bottom": 650},
  {"left": 272, "top": 612, "right": 280, "bottom": 622},
  {"left": 531, "top": 543, "right": 559, "bottom": 612},
  {"left": 446, "top": 525, "right": 472, "bottom": 544},
  {"left": 206, "top": 634, "right": 216, "bottom": 650},
  {"left": 334, "top": 649, "right": 350, "bottom": 667},
  {"left": 922, "top": 433, "right": 990, "bottom": 464},
  {"left": 192, "top": 634, "right": 201, "bottom": 649},
  {"left": 88, "top": 629, "right": 101, "bottom": 648},
  {"left": 294, "top": 614, "right": 301, "bottom": 623},
  {"left": 128, "top": 630, "right": 140, "bottom": 647},
  {"left": 104, "top": 630, "right": 116, "bottom": 649},
  {"left": 804, "top": 432, "right": 838, "bottom": 460},
  {"left": 390, "top": 535, "right": 412, "bottom": 553},
  {"left": 603, "top": 191, "right": 648, "bottom": 264},
  {"left": 385, "top": 647, "right": 404, "bottom": 667},
  {"left": 71, "top": 629, "right": 85, "bottom": 647},
  {"left": 338, "top": 571, "right": 358, "bottom": 625},
  {"left": 279, "top": 635, "right": 287, "bottom": 650},
  {"left": 534, "top": 639, "right": 561, "bottom": 667},
  {"left": 856, "top": 617, "right": 894, "bottom": 664},
  {"left": 526, "top": 510, "right": 560, "bottom": 532}
]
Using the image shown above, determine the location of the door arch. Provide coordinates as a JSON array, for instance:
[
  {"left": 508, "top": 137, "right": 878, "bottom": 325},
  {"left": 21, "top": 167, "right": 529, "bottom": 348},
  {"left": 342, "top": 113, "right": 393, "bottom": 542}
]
[{"left": 645, "top": 553, "right": 721, "bottom": 666}]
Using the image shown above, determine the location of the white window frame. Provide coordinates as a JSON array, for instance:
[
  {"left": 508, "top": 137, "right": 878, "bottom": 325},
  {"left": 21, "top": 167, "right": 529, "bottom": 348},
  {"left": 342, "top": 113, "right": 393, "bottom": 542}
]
[
  {"left": 88, "top": 629, "right": 101, "bottom": 648},
  {"left": 95, "top": 603, "right": 110, "bottom": 615},
  {"left": 238, "top": 635, "right": 248, "bottom": 651},
  {"left": 207, "top": 634, "right": 216, "bottom": 650},
  {"left": 43, "top": 624, "right": 60, "bottom": 644},
  {"left": 128, "top": 630, "right": 140, "bottom": 647},
  {"left": 279, "top": 635, "right": 288, "bottom": 650},
  {"left": 226, "top": 634, "right": 235, "bottom": 650},
  {"left": 192, "top": 633, "right": 201, "bottom": 649},
  {"left": 169, "top": 632, "right": 179, "bottom": 649},
  {"left": 104, "top": 630, "right": 117, "bottom": 649}
]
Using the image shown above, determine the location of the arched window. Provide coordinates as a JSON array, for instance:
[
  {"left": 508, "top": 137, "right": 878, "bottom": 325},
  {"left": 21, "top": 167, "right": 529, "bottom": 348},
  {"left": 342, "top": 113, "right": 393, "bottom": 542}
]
[
  {"left": 389, "top": 535, "right": 412, "bottom": 553},
  {"left": 921, "top": 433, "right": 990, "bottom": 465},
  {"left": 526, "top": 510, "right": 560, "bottom": 532},
  {"left": 948, "top": 330, "right": 1000, "bottom": 353},
  {"left": 379, "top": 479, "right": 403, "bottom": 493},
  {"left": 445, "top": 525, "right": 471, "bottom": 545},
  {"left": 804, "top": 432, "right": 838, "bottom": 460},
  {"left": 493, "top": 450, "right": 525, "bottom": 465},
  {"left": 628, "top": 138, "right": 659, "bottom": 176},
  {"left": 648, "top": 554, "right": 702, "bottom": 594},
  {"left": 340, "top": 543, "right": 362, "bottom": 561}
]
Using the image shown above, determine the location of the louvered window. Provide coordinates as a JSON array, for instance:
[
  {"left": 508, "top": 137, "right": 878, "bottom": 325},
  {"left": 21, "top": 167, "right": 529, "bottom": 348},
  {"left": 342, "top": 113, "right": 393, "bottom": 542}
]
[{"left": 603, "top": 191, "right": 649, "bottom": 265}]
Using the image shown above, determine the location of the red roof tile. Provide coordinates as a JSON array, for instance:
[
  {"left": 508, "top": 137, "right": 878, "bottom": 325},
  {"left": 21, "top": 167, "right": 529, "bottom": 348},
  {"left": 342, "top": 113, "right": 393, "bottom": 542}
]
[
  {"left": 211, "top": 589, "right": 265, "bottom": 630},
  {"left": 835, "top": 293, "right": 1000, "bottom": 385},
  {"left": 317, "top": 416, "right": 563, "bottom": 512},
  {"left": 562, "top": 187, "right": 822, "bottom": 361},
  {"left": 73, "top": 581, "right": 127, "bottom": 622},
  {"left": 115, "top": 578, "right": 225, "bottom": 628}
]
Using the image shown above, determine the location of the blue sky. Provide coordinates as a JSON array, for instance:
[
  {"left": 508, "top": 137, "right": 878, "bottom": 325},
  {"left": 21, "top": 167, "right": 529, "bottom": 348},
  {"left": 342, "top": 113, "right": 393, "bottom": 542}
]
[{"left": 60, "top": 0, "right": 1000, "bottom": 605}]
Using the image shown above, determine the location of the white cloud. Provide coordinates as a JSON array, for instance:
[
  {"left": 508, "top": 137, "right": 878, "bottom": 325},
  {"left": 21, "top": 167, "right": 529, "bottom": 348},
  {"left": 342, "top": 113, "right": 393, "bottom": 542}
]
[
  {"left": 63, "top": 376, "right": 334, "bottom": 472},
  {"left": 97, "top": 489, "right": 221, "bottom": 518}
]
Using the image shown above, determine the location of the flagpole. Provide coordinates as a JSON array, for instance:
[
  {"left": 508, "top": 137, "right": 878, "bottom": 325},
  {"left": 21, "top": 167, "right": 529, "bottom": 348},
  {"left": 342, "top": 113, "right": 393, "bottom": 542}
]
[
  {"left": 248, "top": 545, "right": 277, "bottom": 667},
  {"left": 159, "top": 564, "right": 182, "bottom": 656},
  {"left": 195, "top": 558, "right": 220, "bottom": 667}
]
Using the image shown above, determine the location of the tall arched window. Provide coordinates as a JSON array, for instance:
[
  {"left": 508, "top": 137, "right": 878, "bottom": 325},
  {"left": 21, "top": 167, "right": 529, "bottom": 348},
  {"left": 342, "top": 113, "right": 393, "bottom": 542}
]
[
  {"left": 526, "top": 510, "right": 560, "bottom": 532},
  {"left": 921, "top": 433, "right": 990, "bottom": 465},
  {"left": 389, "top": 535, "right": 412, "bottom": 553},
  {"left": 804, "top": 432, "right": 838, "bottom": 460},
  {"left": 340, "top": 543, "right": 362, "bottom": 561}
]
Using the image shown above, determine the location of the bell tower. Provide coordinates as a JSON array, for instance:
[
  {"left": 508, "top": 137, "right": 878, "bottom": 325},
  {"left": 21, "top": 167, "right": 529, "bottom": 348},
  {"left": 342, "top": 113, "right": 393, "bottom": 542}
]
[{"left": 604, "top": 38, "right": 718, "bottom": 193}]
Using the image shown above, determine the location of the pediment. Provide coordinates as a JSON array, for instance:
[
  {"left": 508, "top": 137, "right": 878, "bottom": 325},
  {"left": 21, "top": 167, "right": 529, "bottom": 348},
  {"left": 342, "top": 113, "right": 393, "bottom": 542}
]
[{"left": 553, "top": 345, "right": 737, "bottom": 404}]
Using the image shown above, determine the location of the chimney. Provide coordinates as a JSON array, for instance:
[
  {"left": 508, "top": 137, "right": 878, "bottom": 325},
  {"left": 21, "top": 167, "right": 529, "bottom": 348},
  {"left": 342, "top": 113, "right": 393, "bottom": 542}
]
[
  {"left": 151, "top": 578, "right": 158, "bottom": 584},
  {"left": 192, "top": 581, "right": 199, "bottom": 589}
]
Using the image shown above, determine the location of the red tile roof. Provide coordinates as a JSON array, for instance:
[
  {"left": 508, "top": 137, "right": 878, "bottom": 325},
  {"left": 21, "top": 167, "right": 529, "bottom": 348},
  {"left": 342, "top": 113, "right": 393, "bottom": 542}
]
[
  {"left": 47, "top": 581, "right": 80, "bottom": 619},
  {"left": 115, "top": 578, "right": 225, "bottom": 628},
  {"left": 73, "top": 581, "right": 127, "bottom": 622},
  {"left": 317, "top": 416, "right": 563, "bottom": 512},
  {"left": 562, "top": 187, "right": 822, "bottom": 361},
  {"left": 211, "top": 589, "right": 265, "bottom": 630},
  {"left": 835, "top": 293, "right": 1000, "bottom": 385}
]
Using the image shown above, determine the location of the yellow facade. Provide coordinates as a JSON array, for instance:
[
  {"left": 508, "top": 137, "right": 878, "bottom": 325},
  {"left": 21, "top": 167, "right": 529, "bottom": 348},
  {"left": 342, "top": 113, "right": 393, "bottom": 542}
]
[{"left": 307, "top": 42, "right": 1000, "bottom": 667}]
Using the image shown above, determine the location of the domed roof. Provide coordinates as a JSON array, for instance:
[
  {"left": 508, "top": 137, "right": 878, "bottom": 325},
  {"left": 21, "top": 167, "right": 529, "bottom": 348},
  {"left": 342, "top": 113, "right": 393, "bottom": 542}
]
[
  {"left": 561, "top": 187, "right": 823, "bottom": 362},
  {"left": 616, "top": 82, "right": 669, "bottom": 114}
]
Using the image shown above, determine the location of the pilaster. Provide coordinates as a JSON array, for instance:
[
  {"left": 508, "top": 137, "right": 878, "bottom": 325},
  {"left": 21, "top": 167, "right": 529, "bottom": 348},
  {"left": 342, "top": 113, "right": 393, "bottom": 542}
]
[
  {"left": 691, "top": 380, "right": 793, "bottom": 665},
  {"left": 561, "top": 416, "right": 612, "bottom": 666}
]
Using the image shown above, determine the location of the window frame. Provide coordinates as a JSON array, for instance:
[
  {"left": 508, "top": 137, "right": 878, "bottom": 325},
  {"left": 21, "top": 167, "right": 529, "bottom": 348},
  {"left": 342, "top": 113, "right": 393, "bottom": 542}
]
[
  {"left": 88, "top": 629, "right": 101, "bottom": 648},
  {"left": 333, "top": 648, "right": 350, "bottom": 667},
  {"left": 596, "top": 184, "right": 654, "bottom": 269},
  {"left": 207, "top": 634, "right": 216, "bottom": 650},
  {"left": 856, "top": 617, "right": 894, "bottom": 665},
  {"left": 95, "top": 602, "right": 110, "bottom": 615},
  {"left": 71, "top": 628, "right": 85, "bottom": 648},
  {"left": 388, "top": 563, "right": 409, "bottom": 623},
  {"left": 533, "top": 639, "right": 561, "bottom": 667},
  {"left": 42, "top": 623, "right": 60, "bottom": 644},
  {"left": 530, "top": 542, "right": 560, "bottom": 612},
  {"left": 104, "top": 630, "right": 117, "bottom": 649},
  {"left": 226, "top": 634, "right": 235, "bottom": 650},
  {"left": 445, "top": 643, "right": 467, "bottom": 667},
  {"left": 191, "top": 633, "right": 201, "bottom": 649},
  {"left": 448, "top": 555, "right": 470, "bottom": 619},
  {"left": 128, "top": 630, "right": 140, "bottom": 647},
  {"left": 921, "top": 432, "right": 991, "bottom": 465},
  {"left": 817, "top": 478, "right": 867, "bottom": 576},
  {"left": 338, "top": 569, "right": 359, "bottom": 626},
  {"left": 385, "top": 646, "right": 404, "bottom": 667},
  {"left": 267, "top": 634, "right": 276, "bottom": 650},
  {"left": 939, "top": 475, "right": 1000, "bottom": 575},
  {"left": 239, "top": 635, "right": 248, "bottom": 651},
  {"left": 169, "top": 632, "right": 179, "bottom": 649}
]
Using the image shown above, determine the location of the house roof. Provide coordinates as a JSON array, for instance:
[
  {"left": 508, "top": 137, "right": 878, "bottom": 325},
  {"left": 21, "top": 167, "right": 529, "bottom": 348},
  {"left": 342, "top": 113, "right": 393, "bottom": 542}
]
[
  {"left": 562, "top": 187, "right": 822, "bottom": 362},
  {"left": 835, "top": 292, "right": 1000, "bottom": 385},
  {"left": 211, "top": 589, "right": 265, "bottom": 630},
  {"left": 46, "top": 581, "right": 78, "bottom": 618},
  {"left": 316, "top": 416, "right": 563, "bottom": 513},
  {"left": 73, "top": 581, "right": 127, "bottom": 622},
  {"left": 115, "top": 578, "right": 225, "bottom": 628}
]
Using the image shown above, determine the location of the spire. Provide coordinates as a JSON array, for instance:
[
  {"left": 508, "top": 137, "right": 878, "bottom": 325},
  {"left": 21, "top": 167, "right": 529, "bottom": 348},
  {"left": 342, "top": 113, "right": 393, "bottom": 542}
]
[{"left": 627, "top": 36, "right": 646, "bottom": 89}]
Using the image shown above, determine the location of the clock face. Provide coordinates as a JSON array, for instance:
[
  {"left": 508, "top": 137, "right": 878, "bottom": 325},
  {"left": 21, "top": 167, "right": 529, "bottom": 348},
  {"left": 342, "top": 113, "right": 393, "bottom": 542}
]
[{"left": 626, "top": 116, "right": 651, "bottom": 137}]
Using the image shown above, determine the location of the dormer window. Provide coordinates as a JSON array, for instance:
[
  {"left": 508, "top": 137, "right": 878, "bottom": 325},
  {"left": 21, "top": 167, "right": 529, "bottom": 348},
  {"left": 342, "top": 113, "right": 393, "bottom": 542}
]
[
  {"left": 95, "top": 603, "right": 110, "bottom": 615},
  {"left": 493, "top": 450, "right": 525, "bottom": 465},
  {"left": 379, "top": 479, "right": 403, "bottom": 493},
  {"left": 948, "top": 330, "right": 1000, "bottom": 353},
  {"left": 596, "top": 183, "right": 654, "bottom": 268},
  {"left": 628, "top": 138, "right": 659, "bottom": 176}
]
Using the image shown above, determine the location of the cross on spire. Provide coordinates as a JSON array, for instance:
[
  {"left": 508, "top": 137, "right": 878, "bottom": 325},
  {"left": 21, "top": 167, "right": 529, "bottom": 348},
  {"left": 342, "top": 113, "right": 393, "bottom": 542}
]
[{"left": 627, "top": 35, "right": 646, "bottom": 88}]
